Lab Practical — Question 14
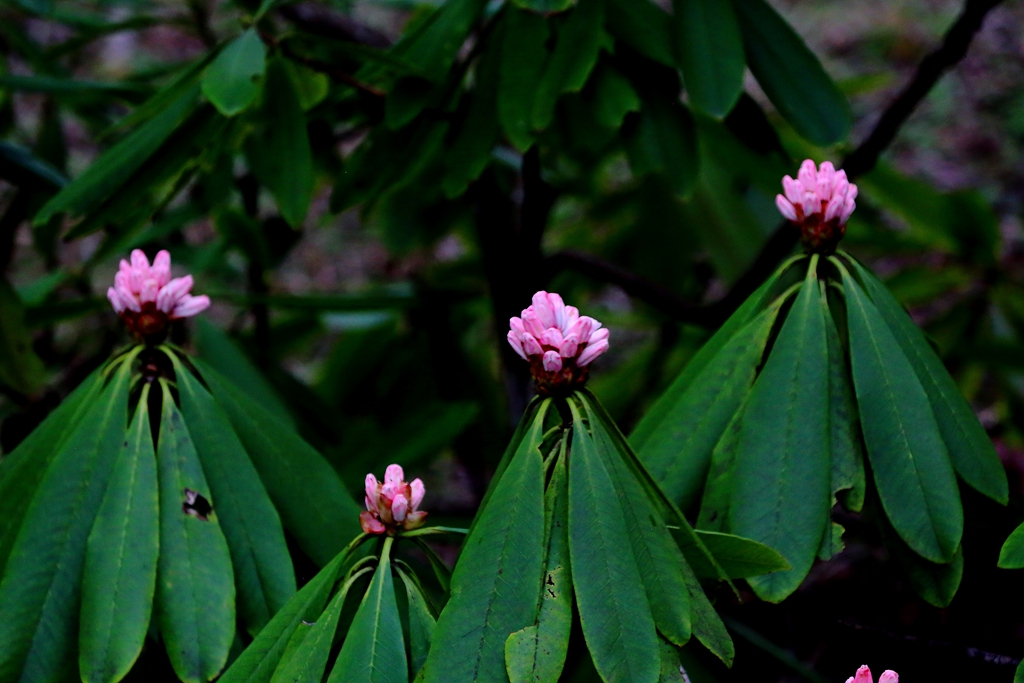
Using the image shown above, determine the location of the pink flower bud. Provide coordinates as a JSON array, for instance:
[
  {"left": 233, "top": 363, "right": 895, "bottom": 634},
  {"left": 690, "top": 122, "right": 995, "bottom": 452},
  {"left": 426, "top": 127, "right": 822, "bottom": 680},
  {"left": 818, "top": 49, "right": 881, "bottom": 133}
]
[
  {"left": 783, "top": 176, "right": 803, "bottom": 204},
  {"left": 151, "top": 250, "right": 171, "bottom": 287},
  {"left": 385, "top": 464, "right": 405, "bottom": 487},
  {"left": 798, "top": 159, "right": 817, "bottom": 191},
  {"left": 559, "top": 334, "right": 579, "bottom": 359},
  {"left": 878, "top": 672, "right": 898, "bottom": 683},
  {"left": 776, "top": 160, "right": 858, "bottom": 252},
  {"left": 360, "top": 511, "right": 386, "bottom": 535},
  {"left": 851, "top": 665, "right": 873, "bottom": 683},
  {"left": 392, "top": 494, "right": 408, "bottom": 522},
  {"left": 532, "top": 291, "right": 556, "bottom": 328},
  {"left": 776, "top": 195, "right": 798, "bottom": 221},
  {"left": 507, "top": 331, "right": 528, "bottom": 360},
  {"left": 171, "top": 295, "right": 210, "bottom": 319},
  {"left": 543, "top": 350, "right": 563, "bottom": 372},
  {"left": 522, "top": 333, "right": 543, "bottom": 356},
  {"left": 577, "top": 339, "right": 609, "bottom": 367},
  {"left": 522, "top": 309, "right": 546, "bottom": 338},
  {"left": 588, "top": 327, "right": 610, "bottom": 344},
  {"left": 359, "top": 465, "right": 427, "bottom": 534},
  {"left": 410, "top": 479, "right": 425, "bottom": 508},
  {"left": 365, "top": 474, "right": 378, "bottom": 510},
  {"left": 108, "top": 250, "right": 210, "bottom": 341},
  {"left": 540, "top": 328, "right": 563, "bottom": 348},
  {"left": 510, "top": 317, "right": 526, "bottom": 337}
]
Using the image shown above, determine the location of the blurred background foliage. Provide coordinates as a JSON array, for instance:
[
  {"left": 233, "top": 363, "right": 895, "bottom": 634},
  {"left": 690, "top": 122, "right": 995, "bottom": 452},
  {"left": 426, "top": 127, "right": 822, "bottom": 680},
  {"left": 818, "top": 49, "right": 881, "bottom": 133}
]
[{"left": 2, "top": 0, "right": 1024, "bottom": 681}]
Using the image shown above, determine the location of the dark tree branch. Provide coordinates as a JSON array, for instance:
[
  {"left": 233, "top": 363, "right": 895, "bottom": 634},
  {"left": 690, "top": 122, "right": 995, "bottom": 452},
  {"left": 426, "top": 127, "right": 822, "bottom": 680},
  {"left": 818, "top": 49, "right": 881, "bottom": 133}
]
[
  {"left": 547, "top": 0, "right": 1005, "bottom": 328},
  {"left": 259, "top": 32, "right": 386, "bottom": 98}
]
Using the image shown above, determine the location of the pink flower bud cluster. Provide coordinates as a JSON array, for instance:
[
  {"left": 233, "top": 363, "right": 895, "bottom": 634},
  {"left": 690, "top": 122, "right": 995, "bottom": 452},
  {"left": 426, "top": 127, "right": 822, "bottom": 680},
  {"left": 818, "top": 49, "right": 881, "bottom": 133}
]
[
  {"left": 360, "top": 464, "right": 426, "bottom": 535},
  {"left": 507, "top": 291, "right": 609, "bottom": 395},
  {"left": 107, "top": 250, "right": 210, "bottom": 341},
  {"left": 775, "top": 159, "right": 858, "bottom": 253},
  {"left": 847, "top": 665, "right": 898, "bottom": 683}
]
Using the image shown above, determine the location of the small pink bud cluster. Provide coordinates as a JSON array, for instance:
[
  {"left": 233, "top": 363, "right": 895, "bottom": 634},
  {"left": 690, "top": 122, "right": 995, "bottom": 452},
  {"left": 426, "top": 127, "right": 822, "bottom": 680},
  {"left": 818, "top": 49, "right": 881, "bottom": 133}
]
[
  {"left": 360, "top": 464, "right": 426, "bottom": 535},
  {"left": 507, "top": 291, "right": 609, "bottom": 395},
  {"left": 775, "top": 159, "right": 858, "bottom": 253},
  {"left": 107, "top": 250, "right": 210, "bottom": 342},
  {"left": 847, "top": 665, "right": 898, "bottom": 683}
]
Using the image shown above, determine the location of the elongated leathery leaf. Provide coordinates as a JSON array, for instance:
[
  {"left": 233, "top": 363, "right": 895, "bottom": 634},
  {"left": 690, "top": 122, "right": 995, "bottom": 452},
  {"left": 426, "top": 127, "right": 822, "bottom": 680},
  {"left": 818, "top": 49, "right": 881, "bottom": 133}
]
[
  {"left": 880, "top": 521, "right": 962, "bottom": 608},
  {"left": 0, "top": 365, "right": 104, "bottom": 576},
  {"left": 673, "top": 0, "right": 745, "bottom": 118},
  {"left": 171, "top": 355, "right": 295, "bottom": 635},
  {"left": 201, "top": 29, "right": 266, "bottom": 117},
  {"left": 270, "top": 571, "right": 351, "bottom": 683},
  {"left": 79, "top": 383, "right": 159, "bottom": 683},
  {"left": 396, "top": 567, "right": 436, "bottom": 677},
  {"left": 732, "top": 0, "right": 851, "bottom": 146},
  {"left": 840, "top": 265, "right": 962, "bottom": 563},
  {"left": 193, "top": 358, "right": 361, "bottom": 566},
  {"left": 0, "top": 351, "right": 137, "bottom": 683},
  {"left": 156, "top": 380, "right": 235, "bottom": 683},
  {"left": 693, "top": 531, "right": 789, "bottom": 579},
  {"left": 328, "top": 539, "right": 407, "bottom": 683},
  {"left": 568, "top": 400, "right": 659, "bottom": 683},
  {"left": 633, "top": 295, "right": 784, "bottom": 511},
  {"left": 505, "top": 447, "right": 572, "bottom": 683},
  {"left": 221, "top": 540, "right": 361, "bottom": 683},
  {"left": 580, "top": 398, "right": 691, "bottom": 647},
  {"left": 532, "top": 0, "right": 605, "bottom": 130},
  {"left": 603, "top": 0, "right": 674, "bottom": 68},
  {"left": 846, "top": 255, "right": 1008, "bottom": 504},
  {"left": 732, "top": 265, "right": 831, "bottom": 603},
  {"left": 498, "top": 8, "right": 549, "bottom": 152},
  {"left": 422, "top": 404, "right": 547, "bottom": 683}
]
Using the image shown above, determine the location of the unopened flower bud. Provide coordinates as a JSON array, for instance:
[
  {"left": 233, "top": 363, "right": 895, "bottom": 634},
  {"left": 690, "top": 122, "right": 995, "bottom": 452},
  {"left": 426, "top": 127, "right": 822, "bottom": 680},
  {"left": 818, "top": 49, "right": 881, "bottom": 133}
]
[
  {"left": 360, "top": 464, "right": 427, "bottom": 535},
  {"left": 775, "top": 159, "right": 858, "bottom": 253}
]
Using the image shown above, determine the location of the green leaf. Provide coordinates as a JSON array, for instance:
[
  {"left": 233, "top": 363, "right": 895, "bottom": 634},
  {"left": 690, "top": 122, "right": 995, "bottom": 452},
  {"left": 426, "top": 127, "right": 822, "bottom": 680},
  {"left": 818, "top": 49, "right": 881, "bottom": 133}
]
[
  {"left": 221, "top": 543, "right": 358, "bottom": 683},
  {"left": 696, "top": 397, "right": 747, "bottom": 533},
  {"left": 625, "top": 96, "right": 699, "bottom": 197},
  {"left": 732, "top": 0, "right": 851, "bottom": 145},
  {"left": 603, "top": 0, "right": 675, "bottom": 68},
  {"left": 731, "top": 266, "right": 831, "bottom": 603},
  {"left": 0, "top": 366, "right": 103, "bottom": 575},
  {"left": 658, "top": 641, "right": 684, "bottom": 683},
  {"left": 498, "top": 8, "right": 550, "bottom": 153},
  {"left": 0, "top": 278, "right": 45, "bottom": 395},
  {"left": 504, "top": 449, "right": 571, "bottom": 683},
  {"left": 846, "top": 255, "right": 1008, "bottom": 504},
  {"left": 634, "top": 299, "right": 783, "bottom": 510},
  {"left": 511, "top": 0, "right": 575, "bottom": 12},
  {"left": 34, "top": 83, "right": 200, "bottom": 225},
  {"left": 192, "top": 358, "right": 363, "bottom": 567},
  {"left": 1016, "top": 659, "right": 1024, "bottom": 683},
  {"left": 245, "top": 58, "right": 313, "bottom": 227},
  {"left": 328, "top": 540, "right": 407, "bottom": 683},
  {"left": 396, "top": 568, "right": 436, "bottom": 677},
  {"left": 673, "top": 0, "right": 744, "bottom": 118},
  {"left": 0, "top": 353, "right": 136, "bottom": 683},
  {"left": 567, "top": 400, "right": 659, "bottom": 683},
  {"left": 1000, "top": 522, "right": 1024, "bottom": 569},
  {"left": 531, "top": 0, "right": 605, "bottom": 130},
  {"left": 79, "top": 384, "right": 159, "bottom": 683},
  {"left": 882, "top": 523, "right": 962, "bottom": 608},
  {"left": 270, "top": 572, "right": 350, "bottom": 683},
  {"left": 840, "top": 264, "right": 962, "bottom": 563},
  {"left": 390, "top": 0, "right": 489, "bottom": 83},
  {"left": 591, "top": 64, "right": 640, "bottom": 130},
  {"left": 155, "top": 380, "right": 236, "bottom": 683},
  {"left": 171, "top": 356, "right": 295, "bottom": 635},
  {"left": 422, "top": 410, "right": 547, "bottom": 683},
  {"left": 693, "top": 531, "right": 790, "bottom": 579},
  {"left": 202, "top": 29, "right": 267, "bottom": 117}
]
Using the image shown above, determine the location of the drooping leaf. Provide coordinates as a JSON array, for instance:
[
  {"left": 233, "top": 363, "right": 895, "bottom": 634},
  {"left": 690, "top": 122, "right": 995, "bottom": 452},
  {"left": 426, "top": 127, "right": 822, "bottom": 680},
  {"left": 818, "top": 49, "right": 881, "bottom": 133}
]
[
  {"left": 245, "top": 58, "right": 313, "bottom": 227},
  {"left": 79, "top": 385, "right": 159, "bottom": 683},
  {"left": 202, "top": 29, "right": 267, "bottom": 117},
  {"left": 732, "top": 0, "right": 851, "bottom": 145},
  {"left": 422, "top": 407, "right": 547, "bottom": 683},
  {"left": 840, "top": 264, "right": 962, "bottom": 563},
  {"left": 881, "top": 522, "right": 962, "bottom": 608},
  {"left": 270, "top": 571, "right": 352, "bottom": 683},
  {"left": 532, "top": 0, "right": 605, "bottom": 130},
  {"left": 155, "top": 380, "right": 235, "bottom": 683},
  {"left": 693, "top": 531, "right": 790, "bottom": 579},
  {"left": 603, "top": 0, "right": 675, "bottom": 68},
  {"left": 171, "top": 355, "right": 295, "bottom": 635},
  {"left": 396, "top": 567, "right": 436, "bottom": 677},
  {"left": 731, "top": 266, "right": 831, "bottom": 603},
  {"left": 846, "top": 256, "right": 1008, "bottom": 504},
  {"left": 625, "top": 95, "right": 699, "bottom": 197},
  {"left": 0, "top": 353, "right": 136, "bottom": 683},
  {"left": 567, "top": 400, "right": 659, "bottom": 683},
  {"left": 673, "top": 0, "right": 745, "bottom": 118},
  {"left": 498, "top": 7, "right": 550, "bottom": 152},
  {"left": 328, "top": 543, "right": 407, "bottom": 683},
  {"left": 193, "top": 358, "right": 363, "bottom": 566},
  {"left": 0, "top": 278, "right": 45, "bottom": 395}
]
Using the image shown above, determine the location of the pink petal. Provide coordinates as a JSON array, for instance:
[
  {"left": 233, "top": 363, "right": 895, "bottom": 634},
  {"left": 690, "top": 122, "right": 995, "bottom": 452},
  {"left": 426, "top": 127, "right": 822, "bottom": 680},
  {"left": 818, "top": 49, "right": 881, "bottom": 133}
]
[
  {"left": 542, "top": 350, "right": 562, "bottom": 372},
  {"left": 404, "top": 510, "right": 427, "bottom": 530},
  {"left": 803, "top": 191, "right": 819, "bottom": 216},
  {"left": 563, "top": 306, "right": 579, "bottom": 330},
  {"left": 854, "top": 665, "right": 873, "bottom": 683},
  {"left": 559, "top": 334, "right": 579, "bottom": 359},
  {"left": 782, "top": 176, "right": 803, "bottom": 204},
  {"left": 170, "top": 295, "right": 210, "bottom": 319},
  {"left": 532, "top": 291, "right": 556, "bottom": 328},
  {"left": 410, "top": 478, "right": 425, "bottom": 509},
  {"left": 548, "top": 292, "right": 567, "bottom": 330},
  {"left": 156, "top": 275, "right": 193, "bottom": 313},
  {"left": 139, "top": 279, "right": 159, "bottom": 304},
  {"left": 107, "top": 287, "right": 126, "bottom": 314},
  {"left": 116, "top": 285, "right": 141, "bottom": 313},
  {"left": 824, "top": 195, "right": 844, "bottom": 222},
  {"left": 540, "top": 328, "right": 563, "bottom": 348},
  {"left": 385, "top": 464, "right": 405, "bottom": 487},
  {"left": 130, "top": 249, "right": 150, "bottom": 272},
  {"left": 151, "top": 250, "right": 172, "bottom": 287},
  {"left": 577, "top": 339, "right": 609, "bottom": 366},
  {"left": 817, "top": 161, "right": 835, "bottom": 195},
  {"left": 832, "top": 177, "right": 850, "bottom": 202},
  {"left": 846, "top": 183, "right": 858, "bottom": 201},
  {"left": 776, "top": 195, "right": 798, "bottom": 221},
  {"left": 588, "top": 328, "right": 610, "bottom": 344},
  {"left": 392, "top": 493, "right": 408, "bottom": 522},
  {"left": 510, "top": 317, "right": 526, "bottom": 337},
  {"left": 360, "top": 511, "right": 386, "bottom": 535},
  {"left": 507, "top": 331, "right": 528, "bottom": 360},
  {"left": 798, "top": 159, "right": 817, "bottom": 191},
  {"left": 878, "top": 671, "right": 898, "bottom": 683},
  {"left": 114, "top": 270, "right": 130, "bottom": 291},
  {"left": 364, "top": 474, "right": 379, "bottom": 511},
  {"left": 522, "top": 309, "right": 546, "bottom": 338},
  {"left": 840, "top": 197, "right": 856, "bottom": 224},
  {"left": 522, "top": 333, "right": 543, "bottom": 356},
  {"left": 570, "top": 316, "right": 596, "bottom": 343}
]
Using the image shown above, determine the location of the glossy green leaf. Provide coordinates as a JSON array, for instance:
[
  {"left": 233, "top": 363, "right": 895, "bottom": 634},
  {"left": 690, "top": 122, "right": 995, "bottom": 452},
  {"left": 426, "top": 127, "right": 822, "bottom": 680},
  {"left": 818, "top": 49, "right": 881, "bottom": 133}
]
[
  {"left": 732, "top": 0, "right": 851, "bottom": 145},
  {"left": 693, "top": 531, "right": 790, "bottom": 579},
  {"left": 79, "top": 385, "right": 159, "bottom": 683},
  {"left": 192, "top": 358, "right": 362, "bottom": 566},
  {"left": 0, "top": 279, "right": 45, "bottom": 395},
  {"left": 677, "top": 555, "right": 733, "bottom": 666},
  {"left": 591, "top": 64, "right": 640, "bottom": 130},
  {"left": 1016, "top": 659, "right": 1024, "bottom": 683},
  {"left": 822, "top": 289, "right": 865, "bottom": 513},
  {"left": 498, "top": 8, "right": 549, "bottom": 152},
  {"left": 390, "top": 0, "right": 489, "bottom": 83},
  {"left": 422, "top": 409, "right": 546, "bottom": 683},
  {"left": 840, "top": 265, "right": 962, "bottom": 563},
  {"left": 0, "top": 353, "right": 136, "bottom": 683},
  {"left": 846, "top": 255, "right": 1008, "bottom": 504},
  {"left": 658, "top": 641, "right": 684, "bottom": 683},
  {"left": 171, "top": 356, "right": 295, "bottom": 635},
  {"left": 695, "top": 398, "right": 746, "bottom": 533},
  {"left": 397, "top": 567, "right": 436, "bottom": 677},
  {"left": 245, "top": 58, "right": 313, "bottom": 228},
  {"left": 155, "top": 380, "right": 235, "bottom": 683},
  {"left": 603, "top": 0, "right": 675, "bottom": 68},
  {"left": 221, "top": 544, "right": 357, "bottom": 683},
  {"left": 673, "top": 0, "right": 744, "bottom": 117},
  {"left": 270, "top": 572, "right": 351, "bottom": 683},
  {"left": 999, "top": 522, "right": 1024, "bottom": 569},
  {"left": 532, "top": 0, "right": 605, "bottom": 130},
  {"left": 625, "top": 96, "right": 699, "bottom": 197},
  {"left": 202, "top": 29, "right": 266, "bottom": 117},
  {"left": 328, "top": 541, "right": 407, "bottom": 683},
  {"left": 567, "top": 400, "right": 659, "bottom": 683},
  {"left": 882, "top": 522, "right": 962, "bottom": 608},
  {"left": 732, "top": 267, "right": 831, "bottom": 603},
  {"left": 504, "top": 449, "right": 571, "bottom": 683},
  {"left": 34, "top": 83, "right": 200, "bottom": 225},
  {"left": 634, "top": 298, "right": 783, "bottom": 510}
]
